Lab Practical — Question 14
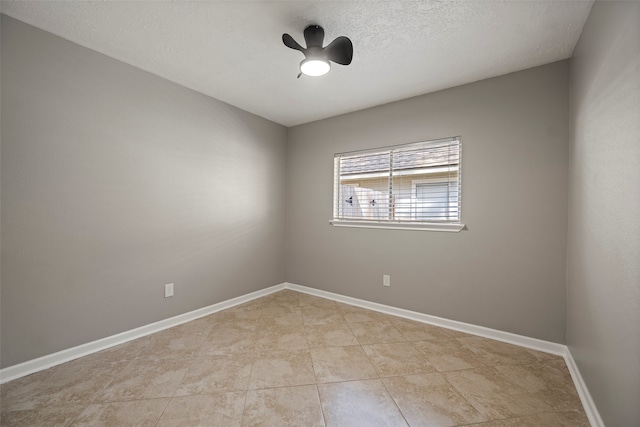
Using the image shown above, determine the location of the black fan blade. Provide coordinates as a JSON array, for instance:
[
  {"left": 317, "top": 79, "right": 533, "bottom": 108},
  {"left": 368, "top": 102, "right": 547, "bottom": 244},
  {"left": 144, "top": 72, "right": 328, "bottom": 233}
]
[
  {"left": 324, "top": 36, "right": 353, "bottom": 65},
  {"left": 282, "top": 33, "right": 305, "bottom": 53},
  {"left": 304, "top": 25, "right": 325, "bottom": 48}
]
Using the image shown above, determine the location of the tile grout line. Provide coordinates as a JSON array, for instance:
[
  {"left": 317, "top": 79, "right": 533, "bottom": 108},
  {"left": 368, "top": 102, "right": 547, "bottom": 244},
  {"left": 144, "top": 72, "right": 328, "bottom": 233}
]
[
  {"left": 302, "top": 294, "right": 332, "bottom": 427},
  {"left": 153, "top": 396, "right": 173, "bottom": 427},
  {"left": 378, "top": 375, "right": 413, "bottom": 427},
  {"left": 239, "top": 359, "right": 254, "bottom": 427},
  {"left": 440, "top": 370, "right": 489, "bottom": 424},
  {"left": 155, "top": 351, "right": 195, "bottom": 425},
  {"left": 314, "top": 383, "right": 329, "bottom": 427},
  {"left": 63, "top": 353, "right": 141, "bottom": 425}
]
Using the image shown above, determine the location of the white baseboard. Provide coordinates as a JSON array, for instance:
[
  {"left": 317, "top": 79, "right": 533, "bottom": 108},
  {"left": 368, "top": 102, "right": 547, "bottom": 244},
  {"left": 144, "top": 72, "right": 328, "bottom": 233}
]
[
  {"left": 0, "top": 283, "right": 285, "bottom": 384},
  {"left": 284, "top": 282, "right": 567, "bottom": 355},
  {"left": 563, "top": 349, "right": 605, "bottom": 427},
  {"left": 284, "top": 282, "right": 603, "bottom": 427},
  {"left": 0, "top": 281, "right": 604, "bottom": 427}
]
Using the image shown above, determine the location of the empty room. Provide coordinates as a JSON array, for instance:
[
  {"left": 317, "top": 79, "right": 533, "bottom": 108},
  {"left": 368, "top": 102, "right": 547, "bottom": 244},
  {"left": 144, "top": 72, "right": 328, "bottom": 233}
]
[{"left": 0, "top": 1, "right": 638, "bottom": 426}]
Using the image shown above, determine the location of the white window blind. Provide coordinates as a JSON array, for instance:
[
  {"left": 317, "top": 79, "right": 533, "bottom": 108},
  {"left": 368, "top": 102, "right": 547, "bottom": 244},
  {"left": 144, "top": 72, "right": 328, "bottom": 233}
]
[{"left": 333, "top": 137, "right": 462, "bottom": 229}]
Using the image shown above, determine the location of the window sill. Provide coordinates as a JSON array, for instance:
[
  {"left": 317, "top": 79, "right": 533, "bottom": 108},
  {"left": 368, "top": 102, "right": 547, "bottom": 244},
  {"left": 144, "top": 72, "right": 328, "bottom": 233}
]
[{"left": 329, "top": 220, "right": 465, "bottom": 232}]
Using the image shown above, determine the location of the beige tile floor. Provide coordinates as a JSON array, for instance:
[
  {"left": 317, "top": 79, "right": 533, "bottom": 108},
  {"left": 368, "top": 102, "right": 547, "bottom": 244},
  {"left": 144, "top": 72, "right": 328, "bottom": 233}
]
[{"left": 0, "top": 290, "right": 590, "bottom": 426}]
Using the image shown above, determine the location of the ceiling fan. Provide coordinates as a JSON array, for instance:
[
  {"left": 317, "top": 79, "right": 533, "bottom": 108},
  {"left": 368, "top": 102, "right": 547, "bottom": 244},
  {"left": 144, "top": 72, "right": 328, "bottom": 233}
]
[{"left": 282, "top": 25, "right": 353, "bottom": 78}]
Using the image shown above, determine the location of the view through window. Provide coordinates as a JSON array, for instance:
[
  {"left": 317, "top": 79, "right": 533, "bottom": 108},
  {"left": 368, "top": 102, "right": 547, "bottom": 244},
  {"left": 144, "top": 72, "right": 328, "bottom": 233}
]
[{"left": 333, "top": 137, "right": 462, "bottom": 228}]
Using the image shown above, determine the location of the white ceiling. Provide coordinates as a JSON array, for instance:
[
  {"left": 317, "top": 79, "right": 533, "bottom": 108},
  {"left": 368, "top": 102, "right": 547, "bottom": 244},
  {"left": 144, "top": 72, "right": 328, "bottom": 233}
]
[{"left": 1, "top": 1, "right": 593, "bottom": 127}]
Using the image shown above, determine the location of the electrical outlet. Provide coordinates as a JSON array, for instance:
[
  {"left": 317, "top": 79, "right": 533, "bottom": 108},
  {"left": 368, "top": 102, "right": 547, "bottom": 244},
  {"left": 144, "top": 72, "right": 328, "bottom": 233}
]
[
  {"left": 383, "top": 275, "right": 391, "bottom": 287},
  {"left": 164, "top": 283, "right": 174, "bottom": 298}
]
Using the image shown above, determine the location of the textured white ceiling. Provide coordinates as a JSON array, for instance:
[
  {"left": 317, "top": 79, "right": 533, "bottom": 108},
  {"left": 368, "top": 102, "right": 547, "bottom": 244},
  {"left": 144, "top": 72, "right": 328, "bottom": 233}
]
[{"left": 1, "top": 1, "right": 593, "bottom": 127}]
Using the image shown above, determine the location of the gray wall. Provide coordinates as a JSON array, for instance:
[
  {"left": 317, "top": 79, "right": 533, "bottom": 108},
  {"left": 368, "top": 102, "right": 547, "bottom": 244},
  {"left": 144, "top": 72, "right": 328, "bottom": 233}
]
[
  {"left": 286, "top": 61, "right": 569, "bottom": 343},
  {"left": 1, "top": 15, "right": 287, "bottom": 367},
  {"left": 567, "top": 2, "right": 640, "bottom": 426}
]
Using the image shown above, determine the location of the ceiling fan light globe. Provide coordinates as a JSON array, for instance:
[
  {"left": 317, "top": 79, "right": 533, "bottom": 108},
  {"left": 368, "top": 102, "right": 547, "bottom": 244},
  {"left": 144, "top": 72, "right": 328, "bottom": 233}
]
[{"left": 300, "top": 59, "right": 331, "bottom": 77}]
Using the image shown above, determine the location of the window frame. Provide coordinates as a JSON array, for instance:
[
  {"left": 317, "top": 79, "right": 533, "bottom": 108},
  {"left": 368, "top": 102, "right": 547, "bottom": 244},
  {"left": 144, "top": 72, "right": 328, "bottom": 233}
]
[{"left": 330, "top": 137, "right": 465, "bottom": 232}]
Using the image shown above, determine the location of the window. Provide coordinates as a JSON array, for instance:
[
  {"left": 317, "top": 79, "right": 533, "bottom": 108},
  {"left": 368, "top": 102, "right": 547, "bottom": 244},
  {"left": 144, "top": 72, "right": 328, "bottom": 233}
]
[{"left": 331, "top": 137, "right": 463, "bottom": 231}]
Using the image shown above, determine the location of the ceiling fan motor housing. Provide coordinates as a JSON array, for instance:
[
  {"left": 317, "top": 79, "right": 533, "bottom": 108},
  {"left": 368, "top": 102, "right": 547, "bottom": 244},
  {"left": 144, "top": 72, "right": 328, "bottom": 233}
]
[{"left": 282, "top": 25, "right": 353, "bottom": 77}]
